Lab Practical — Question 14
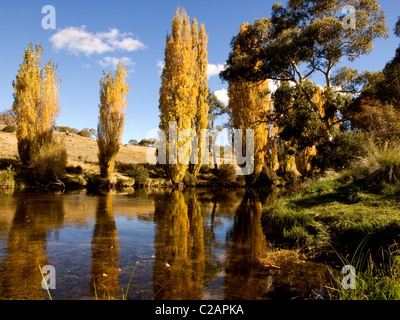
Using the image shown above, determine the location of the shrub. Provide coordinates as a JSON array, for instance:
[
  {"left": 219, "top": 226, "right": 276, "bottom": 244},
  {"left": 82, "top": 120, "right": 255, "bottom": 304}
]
[
  {"left": 199, "top": 164, "right": 211, "bottom": 175},
  {"left": 2, "top": 125, "right": 17, "bottom": 133},
  {"left": 281, "top": 170, "right": 299, "bottom": 186},
  {"left": 0, "top": 165, "right": 15, "bottom": 188},
  {"left": 54, "top": 126, "right": 79, "bottom": 134},
  {"left": 0, "top": 109, "right": 16, "bottom": 125},
  {"left": 128, "top": 164, "right": 149, "bottom": 186},
  {"left": 215, "top": 164, "right": 236, "bottom": 186},
  {"left": 138, "top": 138, "right": 156, "bottom": 147},
  {"left": 356, "top": 139, "right": 400, "bottom": 188},
  {"left": 84, "top": 173, "right": 111, "bottom": 191},
  {"left": 183, "top": 171, "right": 197, "bottom": 187},
  {"left": 29, "top": 140, "right": 68, "bottom": 183},
  {"left": 313, "top": 132, "right": 366, "bottom": 172},
  {"left": 254, "top": 165, "right": 278, "bottom": 188},
  {"left": 78, "top": 129, "right": 91, "bottom": 138},
  {"left": 128, "top": 139, "right": 138, "bottom": 146}
]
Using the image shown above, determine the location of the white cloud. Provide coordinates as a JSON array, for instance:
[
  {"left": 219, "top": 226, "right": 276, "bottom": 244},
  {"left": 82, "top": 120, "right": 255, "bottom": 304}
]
[
  {"left": 156, "top": 61, "right": 225, "bottom": 77},
  {"left": 50, "top": 26, "right": 146, "bottom": 56},
  {"left": 97, "top": 56, "right": 135, "bottom": 74},
  {"left": 156, "top": 60, "right": 165, "bottom": 74},
  {"left": 207, "top": 63, "right": 225, "bottom": 78},
  {"left": 98, "top": 56, "right": 134, "bottom": 68},
  {"left": 214, "top": 88, "right": 229, "bottom": 106}
]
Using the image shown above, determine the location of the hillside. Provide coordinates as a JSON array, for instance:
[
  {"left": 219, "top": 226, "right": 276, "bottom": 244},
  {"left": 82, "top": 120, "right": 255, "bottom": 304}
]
[{"left": 0, "top": 125, "right": 153, "bottom": 172}]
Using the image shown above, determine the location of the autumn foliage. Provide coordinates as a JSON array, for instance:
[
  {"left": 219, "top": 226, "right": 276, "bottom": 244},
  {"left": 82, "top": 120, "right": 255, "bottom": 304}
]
[
  {"left": 158, "top": 8, "right": 209, "bottom": 185},
  {"left": 12, "top": 42, "right": 61, "bottom": 166},
  {"left": 97, "top": 62, "right": 130, "bottom": 180}
]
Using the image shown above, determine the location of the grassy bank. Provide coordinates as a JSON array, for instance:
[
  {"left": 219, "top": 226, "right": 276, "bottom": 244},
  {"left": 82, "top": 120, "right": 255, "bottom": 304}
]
[
  {"left": 261, "top": 168, "right": 400, "bottom": 299},
  {"left": 262, "top": 171, "right": 400, "bottom": 259}
]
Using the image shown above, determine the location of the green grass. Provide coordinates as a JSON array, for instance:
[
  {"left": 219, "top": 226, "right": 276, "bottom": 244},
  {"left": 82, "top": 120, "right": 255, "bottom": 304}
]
[
  {"left": 354, "top": 138, "right": 400, "bottom": 190},
  {"left": 262, "top": 172, "right": 400, "bottom": 257},
  {"left": 325, "top": 247, "right": 400, "bottom": 300},
  {"left": 262, "top": 171, "right": 400, "bottom": 300},
  {"left": 0, "top": 165, "right": 15, "bottom": 188}
]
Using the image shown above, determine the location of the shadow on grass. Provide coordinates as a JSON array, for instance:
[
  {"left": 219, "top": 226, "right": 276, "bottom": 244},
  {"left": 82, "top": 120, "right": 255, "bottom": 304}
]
[
  {"left": 291, "top": 180, "right": 369, "bottom": 209},
  {"left": 0, "top": 158, "right": 20, "bottom": 170}
]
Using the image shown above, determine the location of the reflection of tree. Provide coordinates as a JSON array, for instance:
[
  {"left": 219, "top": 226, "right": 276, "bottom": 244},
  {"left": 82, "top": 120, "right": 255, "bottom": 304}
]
[
  {"left": 186, "top": 190, "right": 205, "bottom": 299},
  {"left": 224, "top": 190, "right": 269, "bottom": 299},
  {"left": 0, "top": 195, "right": 64, "bottom": 300},
  {"left": 199, "top": 189, "right": 244, "bottom": 285},
  {"left": 153, "top": 190, "right": 205, "bottom": 299},
  {"left": 89, "top": 193, "right": 120, "bottom": 299}
]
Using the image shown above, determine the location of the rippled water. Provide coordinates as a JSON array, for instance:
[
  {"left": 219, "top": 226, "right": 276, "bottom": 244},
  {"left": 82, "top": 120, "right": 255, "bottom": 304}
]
[{"left": 0, "top": 189, "right": 329, "bottom": 300}]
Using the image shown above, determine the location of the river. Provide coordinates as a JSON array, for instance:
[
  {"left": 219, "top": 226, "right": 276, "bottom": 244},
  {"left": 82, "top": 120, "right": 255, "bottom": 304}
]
[{"left": 0, "top": 189, "right": 329, "bottom": 300}]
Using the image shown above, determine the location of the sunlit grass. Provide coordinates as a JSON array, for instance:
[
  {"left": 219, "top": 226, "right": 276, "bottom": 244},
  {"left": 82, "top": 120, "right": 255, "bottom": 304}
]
[
  {"left": 262, "top": 172, "right": 400, "bottom": 254},
  {"left": 325, "top": 243, "right": 400, "bottom": 300}
]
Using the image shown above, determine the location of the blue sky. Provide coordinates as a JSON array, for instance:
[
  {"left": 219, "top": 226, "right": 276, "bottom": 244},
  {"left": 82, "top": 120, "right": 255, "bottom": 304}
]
[{"left": 0, "top": 0, "right": 399, "bottom": 144}]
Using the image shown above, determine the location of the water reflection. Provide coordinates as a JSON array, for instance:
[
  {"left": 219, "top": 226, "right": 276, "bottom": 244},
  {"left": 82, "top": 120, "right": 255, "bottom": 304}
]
[
  {"left": 89, "top": 193, "right": 120, "bottom": 299},
  {"left": 153, "top": 190, "right": 206, "bottom": 299},
  {"left": 0, "top": 195, "right": 64, "bottom": 299},
  {"left": 224, "top": 190, "right": 269, "bottom": 299},
  {"left": 0, "top": 190, "right": 331, "bottom": 300}
]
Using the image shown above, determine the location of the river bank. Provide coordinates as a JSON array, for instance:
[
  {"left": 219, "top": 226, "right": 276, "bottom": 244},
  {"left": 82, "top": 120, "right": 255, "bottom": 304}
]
[{"left": 261, "top": 170, "right": 400, "bottom": 299}]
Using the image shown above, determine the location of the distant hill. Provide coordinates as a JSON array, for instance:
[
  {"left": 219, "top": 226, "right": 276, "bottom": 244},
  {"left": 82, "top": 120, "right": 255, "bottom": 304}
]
[{"left": 0, "top": 125, "right": 153, "bottom": 172}]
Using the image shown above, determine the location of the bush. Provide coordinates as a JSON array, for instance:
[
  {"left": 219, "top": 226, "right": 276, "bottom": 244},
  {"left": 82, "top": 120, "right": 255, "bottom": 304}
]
[
  {"left": 356, "top": 139, "right": 400, "bottom": 189},
  {"left": 29, "top": 140, "right": 68, "bottom": 183},
  {"left": 54, "top": 126, "right": 79, "bottom": 134},
  {"left": 313, "top": 132, "right": 365, "bottom": 172},
  {"left": 128, "top": 139, "right": 138, "bottom": 146},
  {"left": 281, "top": 170, "right": 299, "bottom": 186},
  {"left": 2, "top": 125, "right": 17, "bottom": 133},
  {"left": 128, "top": 164, "right": 149, "bottom": 186},
  {"left": 0, "top": 109, "right": 16, "bottom": 125},
  {"left": 215, "top": 164, "right": 237, "bottom": 186},
  {"left": 254, "top": 165, "right": 278, "bottom": 188},
  {"left": 0, "top": 165, "right": 15, "bottom": 188},
  {"left": 183, "top": 171, "right": 197, "bottom": 187},
  {"left": 84, "top": 173, "right": 111, "bottom": 192},
  {"left": 199, "top": 164, "right": 211, "bottom": 175},
  {"left": 78, "top": 129, "right": 91, "bottom": 138},
  {"left": 138, "top": 138, "right": 156, "bottom": 147}
]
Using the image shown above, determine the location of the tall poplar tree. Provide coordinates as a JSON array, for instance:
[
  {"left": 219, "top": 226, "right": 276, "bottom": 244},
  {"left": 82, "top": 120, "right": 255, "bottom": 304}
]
[
  {"left": 227, "top": 24, "right": 276, "bottom": 182},
  {"left": 12, "top": 42, "right": 60, "bottom": 165},
  {"left": 159, "top": 7, "right": 209, "bottom": 185},
  {"left": 97, "top": 62, "right": 130, "bottom": 180},
  {"left": 191, "top": 20, "right": 209, "bottom": 178}
]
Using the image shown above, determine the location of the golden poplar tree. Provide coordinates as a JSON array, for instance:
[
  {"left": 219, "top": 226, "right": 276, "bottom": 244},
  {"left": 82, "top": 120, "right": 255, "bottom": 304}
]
[
  {"left": 12, "top": 42, "right": 60, "bottom": 165},
  {"left": 159, "top": 8, "right": 208, "bottom": 185},
  {"left": 97, "top": 62, "right": 129, "bottom": 180},
  {"left": 190, "top": 20, "right": 209, "bottom": 177},
  {"left": 228, "top": 79, "right": 274, "bottom": 180},
  {"left": 227, "top": 24, "right": 276, "bottom": 181}
]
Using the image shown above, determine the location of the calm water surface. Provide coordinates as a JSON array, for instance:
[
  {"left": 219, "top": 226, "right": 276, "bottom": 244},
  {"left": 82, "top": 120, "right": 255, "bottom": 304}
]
[{"left": 0, "top": 189, "right": 329, "bottom": 300}]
